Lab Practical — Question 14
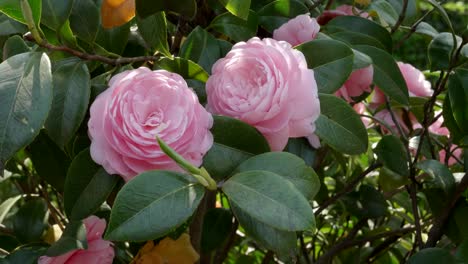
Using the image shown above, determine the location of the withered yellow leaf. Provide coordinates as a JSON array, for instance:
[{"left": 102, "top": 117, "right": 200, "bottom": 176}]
[
  {"left": 131, "top": 234, "right": 200, "bottom": 264},
  {"left": 101, "top": 0, "right": 135, "bottom": 29}
]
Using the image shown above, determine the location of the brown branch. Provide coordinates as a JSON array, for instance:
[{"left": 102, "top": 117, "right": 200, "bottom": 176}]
[
  {"left": 394, "top": 10, "right": 433, "bottom": 50},
  {"left": 408, "top": 184, "right": 423, "bottom": 249},
  {"left": 424, "top": 173, "right": 468, "bottom": 248},
  {"left": 299, "top": 232, "right": 311, "bottom": 264},
  {"left": 24, "top": 33, "right": 161, "bottom": 66},
  {"left": 315, "top": 163, "right": 382, "bottom": 215},
  {"left": 315, "top": 227, "right": 414, "bottom": 264},
  {"left": 190, "top": 190, "right": 216, "bottom": 264},
  {"left": 213, "top": 219, "right": 239, "bottom": 264},
  {"left": 391, "top": 0, "right": 409, "bottom": 34}
]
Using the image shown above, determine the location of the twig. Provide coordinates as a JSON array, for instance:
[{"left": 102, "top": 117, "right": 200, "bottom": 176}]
[
  {"left": 391, "top": 0, "right": 409, "bottom": 34},
  {"left": 24, "top": 33, "right": 161, "bottom": 66},
  {"left": 408, "top": 184, "right": 423, "bottom": 249},
  {"left": 213, "top": 219, "right": 239, "bottom": 264},
  {"left": 190, "top": 191, "right": 216, "bottom": 264},
  {"left": 315, "top": 163, "right": 382, "bottom": 215},
  {"left": 394, "top": 10, "right": 433, "bottom": 50},
  {"left": 261, "top": 251, "right": 274, "bottom": 264},
  {"left": 299, "top": 232, "right": 311, "bottom": 264}
]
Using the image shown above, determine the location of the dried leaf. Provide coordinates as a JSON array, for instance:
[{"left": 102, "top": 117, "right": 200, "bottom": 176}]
[{"left": 101, "top": 0, "right": 135, "bottom": 29}]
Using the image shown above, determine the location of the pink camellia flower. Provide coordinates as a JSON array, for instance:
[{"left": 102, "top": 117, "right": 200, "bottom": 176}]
[
  {"left": 335, "top": 66, "right": 374, "bottom": 102},
  {"left": 206, "top": 37, "right": 320, "bottom": 151},
  {"left": 371, "top": 62, "right": 432, "bottom": 109},
  {"left": 272, "top": 14, "right": 320, "bottom": 46},
  {"left": 88, "top": 68, "right": 213, "bottom": 181},
  {"left": 374, "top": 109, "right": 409, "bottom": 135},
  {"left": 39, "top": 216, "right": 114, "bottom": 264},
  {"left": 353, "top": 102, "right": 372, "bottom": 128},
  {"left": 439, "top": 145, "right": 462, "bottom": 166},
  {"left": 317, "top": 5, "right": 369, "bottom": 25}
]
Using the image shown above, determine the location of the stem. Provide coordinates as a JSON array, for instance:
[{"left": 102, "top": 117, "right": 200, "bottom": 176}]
[
  {"left": 190, "top": 190, "right": 216, "bottom": 263},
  {"left": 391, "top": 0, "right": 409, "bottom": 34},
  {"left": 20, "top": 0, "right": 42, "bottom": 43}
]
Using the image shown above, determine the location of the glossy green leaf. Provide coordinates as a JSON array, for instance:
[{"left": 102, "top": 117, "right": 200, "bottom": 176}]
[
  {"left": 4, "top": 244, "right": 47, "bottom": 264},
  {"left": 223, "top": 170, "right": 314, "bottom": 231},
  {"left": 69, "top": 0, "right": 99, "bottom": 43},
  {"left": 45, "top": 58, "right": 90, "bottom": 149},
  {"left": 375, "top": 135, "right": 409, "bottom": 177},
  {"left": 329, "top": 31, "right": 387, "bottom": 51},
  {"left": 233, "top": 152, "right": 320, "bottom": 200},
  {"left": 326, "top": 16, "right": 392, "bottom": 51},
  {"left": 29, "top": 131, "right": 70, "bottom": 192},
  {"left": 135, "top": 0, "right": 197, "bottom": 19},
  {"left": 208, "top": 11, "right": 258, "bottom": 42},
  {"left": 105, "top": 171, "right": 204, "bottom": 241},
  {"left": 428, "top": 32, "right": 462, "bottom": 71},
  {"left": 315, "top": 94, "right": 368, "bottom": 155},
  {"left": 415, "top": 22, "right": 439, "bottom": 38},
  {"left": 95, "top": 23, "right": 130, "bottom": 55},
  {"left": 13, "top": 198, "right": 49, "bottom": 243},
  {"left": 0, "top": 13, "right": 27, "bottom": 36},
  {"left": 41, "top": 0, "right": 73, "bottom": 30},
  {"left": 201, "top": 208, "right": 233, "bottom": 253},
  {"left": 180, "top": 26, "right": 232, "bottom": 74},
  {"left": 0, "top": 0, "right": 41, "bottom": 26},
  {"left": 343, "top": 184, "right": 387, "bottom": 219},
  {"left": 0, "top": 52, "right": 52, "bottom": 167},
  {"left": 355, "top": 45, "right": 409, "bottom": 105},
  {"left": 46, "top": 220, "right": 87, "bottom": 256},
  {"left": 219, "top": 0, "right": 251, "bottom": 20},
  {"left": 447, "top": 68, "right": 468, "bottom": 134},
  {"left": 408, "top": 248, "right": 456, "bottom": 264},
  {"left": 296, "top": 39, "right": 354, "bottom": 94},
  {"left": 352, "top": 49, "right": 373, "bottom": 70},
  {"left": 157, "top": 57, "right": 209, "bottom": 83},
  {"left": 203, "top": 116, "right": 270, "bottom": 180},
  {"left": 378, "top": 167, "right": 409, "bottom": 192},
  {"left": 0, "top": 195, "right": 21, "bottom": 223},
  {"left": 257, "top": 0, "right": 308, "bottom": 32},
  {"left": 369, "top": 0, "right": 398, "bottom": 26},
  {"left": 136, "top": 11, "right": 170, "bottom": 56},
  {"left": 64, "top": 148, "right": 118, "bottom": 220},
  {"left": 285, "top": 138, "right": 316, "bottom": 166},
  {"left": 230, "top": 203, "right": 297, "bottom": 255},
  {"left": 455, "top": 240, "right": 468, "bottom": 262},
  {"left": 417, "top": 159, "right": 456, "bottom": 196},
  {"left": 2, "top": 35, "right": 30, "bottom": 60}
]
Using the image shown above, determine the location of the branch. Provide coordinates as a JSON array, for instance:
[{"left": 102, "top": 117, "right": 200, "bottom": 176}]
[
  {"left": 24, "top": 33, "right": 161, "bottom": 66},
  {"left": 390, "top": 0, "right": 409, "bottom": 34},
  {"left": 394, "top": 10, "right": 433, "bottom": 50},
  {"left": 316, "top": 227, "right": 415, "bottom": 264},
  {"left": 424, "top": 173, "right": 468, "bottom": 248},
  {"left": 315, "top": 163, "right": 382, "bottom": 215}
]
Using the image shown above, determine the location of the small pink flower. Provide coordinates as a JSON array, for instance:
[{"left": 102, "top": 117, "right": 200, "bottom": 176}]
[
  {"left": 428, "top": 112, "right": 449, "bottom": 136},
  {"left": 39, "top": 216, "right": 114, "bottom": 264},
  {"left": 317, "top": 5, "right": 369, "bottom": 25},
  {"left": 353, "top": 102, "right": 372, "bottom": 128},
  {"left": 272, "top": 14, "right": 320, "bottom": 46},
  {"left": 439, "top": 146, "right": 462, "bottom": 166},
  {"left": 206, "top": 37, "right": 320, "bottom": 151},
  {"left": 374, "top": 109, "right": 409, "bottom": 135},
  {"left": 335, "top": 66, "right": 374, "bottom": 102},
  {"left": 88, "top": 68, "right": 213, "bottom": 181}
]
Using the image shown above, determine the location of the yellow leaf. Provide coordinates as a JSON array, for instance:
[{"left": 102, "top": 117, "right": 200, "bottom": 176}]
[
  {"left": 101, "top": 0, "right": 135, "bottom": 29},
  {"left": 131, "top": 234, "right": 200, "bottom": 264},
  {"left": 355, "top": 0, "right": 371, "bottom": 7}
]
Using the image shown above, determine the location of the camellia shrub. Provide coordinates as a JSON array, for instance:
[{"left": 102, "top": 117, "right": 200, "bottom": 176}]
[{"left": 0, "top": 0, "right": 467, "bottom": 263}]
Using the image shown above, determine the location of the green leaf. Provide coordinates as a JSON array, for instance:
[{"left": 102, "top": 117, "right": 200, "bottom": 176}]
[
  {"left": 0, "top": 195, "right": 21, "bottom": 223},
  {"left": 46, "top": 220, "right": 87, "bottom": 256},
  {"left": 354, "top": 45, "right": 409, "bottom": 105},
  {"left": 203, "top": 116, "right": 270, "bottom": 180},
  {"left": 45, "top": 58, "right": 90, "bottom": 149},
  {"left": 223, "top": 170, "right": 314, "bottom": 231},
  {"left": 105, "top": 170, "right": 204, "bottom": 241},
  {"left": 41, "top": 0, "right": 73, "bottom": 30},
  {"left": 180, "top": 26, "right": 233, "bottom": 74},
  {"left": 285, "top": 138, "right": 317, "bottom": 166},
  {"left": 425, "top": 0, "right": 455, "bottom": 37},
  {"left": 2, "top": 35, "right": 30, "bottom": 60},
  {"left": 13, "top": 198, "right": 49, "bottom": 243},
  {"left": 64, "top": 148, "right": 118, "bottom": 220},
  {"left": 4, "top": 244, "right": 47, "bottom": 264},
  {"left": 201, "top": 208, "right": 233, "bottom": 253},
  {"left": 326, "top": 16, "right": 393, "bottom": 52},
  {"left": 447, "top": 68, "right": 468, "bottom": 134},
  {"left": 315, "top": 94, "right": 368, "bottom": 155},
  {"left": 0, "top": 0, "right": 41, "bottom": 26},
  {"left": 0, "top": 52, "right": 53, "bottom": 167},
  {"left": 375, "top": 135, "right": 409, "bottom": 177},
  {"left": 428, "top": 32, "right": 462, "bottom": 71},
  {"left": 157, "top": 57, "right": 209, "bottom": 83},
  {"left": 369, "top": 0, "right": 399, "bottom": 26},
  {"left": 343, "top": 184, "right": 387, "bottom": 219},
  {"left": 455, "top": 240, "right": 468, "bottom": 262},
  {"left": 417, "top": 159, "right": 456, "bottom": 197},
  {"left": 408, "top": 248, "right": 456, "bottom": 264},
  {"left": 208, "top": 10, "right": 258, "bottom": 42},
  {"left": 352, "top": 49, "right": 373, "bottom": 70},
  {"left": 135, "top": 0, "right": 197, "bottom": 19},
  {"left": 415, "top": 22, "right": 439, "bottom": 38},
  {"left": 443, "top": 94, "right": 464, "bottom": 144},
  {"left": 329, "top": 31, "right": 387, "bottom": 51},
  {"left": 296, "top": 39, "right": 354, "bottom": 94},
  {"left": 233, "top": 152, "right": 320, "bottom": 200},
  {"left": 378, "top": 167, "right": 409, "bottom": 192},
  {"left": 257, "top": 0, "right": 308, "bottom": 33},
  {"left": 95, "top": 23, "right": 130, "bottom": 55},
  {"left": 0, "top": 14, "right": 27, "bottom": 36},
  {"left": 230, "top": 203, "right": 297, "bottom": 255},
  {"left": 69, "top": 0, "right": 99, "bottom": 43},
  {"left": 219, "top": 0, "right": 251, "bottom": 20},
  {"left": 136, "top": 11, "right": 170, "bottom": 56},
  {"left": 29, "top": 131, "right": 70, "bottom": 192}
]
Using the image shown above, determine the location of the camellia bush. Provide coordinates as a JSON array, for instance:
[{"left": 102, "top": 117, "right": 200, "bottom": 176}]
[{"left": 0, "top": 0, "right": 467, "bottom": 263}]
